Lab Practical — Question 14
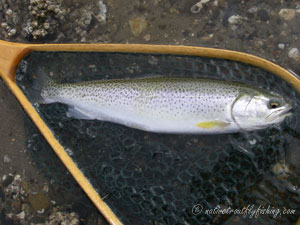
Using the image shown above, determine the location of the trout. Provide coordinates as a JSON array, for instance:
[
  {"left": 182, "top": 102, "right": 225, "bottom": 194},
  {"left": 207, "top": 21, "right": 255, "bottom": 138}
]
[{"left": 33, "top": 74, "right": 292, "bottom": 134}]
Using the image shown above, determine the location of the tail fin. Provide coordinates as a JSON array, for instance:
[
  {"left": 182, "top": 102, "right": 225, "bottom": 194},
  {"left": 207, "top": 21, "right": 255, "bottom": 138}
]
[{"left": 28, "top": 68, "right": 55, "bottom": 104}]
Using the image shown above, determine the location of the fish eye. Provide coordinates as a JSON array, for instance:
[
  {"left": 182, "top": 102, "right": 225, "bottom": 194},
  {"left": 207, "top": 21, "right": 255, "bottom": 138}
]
[{"left": 268, "top": 99, "right": 280, "bottom": 109}]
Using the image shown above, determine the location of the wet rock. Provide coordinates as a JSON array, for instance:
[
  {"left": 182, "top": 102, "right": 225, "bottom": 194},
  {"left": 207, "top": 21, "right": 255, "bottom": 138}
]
[
  {"left": 77, "top": 10, "right": 93, "bottom": 28},
  {"left": 201, "top": 34, "right": 214, "bottom": 41},
  {"left": 129, "top": 16, "right": 147, "bottom": 37},
  {"left": 143, "top": 34, "right": 151, "bottom": 42},
  {"left": 6, "top": 8, "right": 13, "bottom": 16},
  {"left": 67, "top": 0, "right": 107, "bottom": 42},
  {"left": 228, "top": 15, "right": 242, "bottom": 24},
  {"left": 0, "top": 7, "right": 18, "bottom": 39},
  {"left": 278, "top": 43, "right": 285, "bottom": 49},
  {"left": 42, "top": 183, "right": 49, "bottom": 193},
  {"left": 46, "top": 211, "right": 79, "bottom": 225},
  {"left": 247, "top": 7, "right": 257, "bottom": 14},
  {"left": 24, "top": 0, "right": 67, "bottom": 40},
  {"left": 96, "top": 0, "right": 107, "bottom": 24},
  {"left": 190, "top": 0, "right": 211, "bottom": 14},
  {"left": 273, "top": 162, "right": 291, "bottom": 180},
  {"left": 1, "top": 174, "right": 14, "bottom": 187},
  {"left": 2, "top": 175, "right": 20, "bottom": 196},
  {"left": 15, "top": 211, "right": 25, "bottom": 220},
  {"left": 279, "top": 9, "right": 296, "bottom": 21},
  {"left": 13, "top": 175, "right": 21, "bottom": 184},
  {"left": 28, "top": 192, "right": 51, "bottom": 212},
  {"left": 288, "top": 47, "right": 300, "bottom": 60},
  {"left": 3, "top": 155, "right": 11, "bottom": 163}
]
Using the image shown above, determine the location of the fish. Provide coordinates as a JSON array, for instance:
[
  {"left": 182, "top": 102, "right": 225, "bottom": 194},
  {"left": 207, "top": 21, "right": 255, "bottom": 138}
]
[{"left": 31, "top": 73, "right": 292, "bottom": 134}]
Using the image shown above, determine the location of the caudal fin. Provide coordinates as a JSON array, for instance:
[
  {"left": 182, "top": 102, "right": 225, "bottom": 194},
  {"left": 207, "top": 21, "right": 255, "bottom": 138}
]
[{"left": 28, "top": 68, "right": 55, "bottom": 104}]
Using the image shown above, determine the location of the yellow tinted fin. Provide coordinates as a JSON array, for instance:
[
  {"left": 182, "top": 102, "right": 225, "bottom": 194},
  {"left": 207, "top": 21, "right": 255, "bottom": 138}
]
[{"left": 196, "top": 121, "right": 230, "bottom": 129}]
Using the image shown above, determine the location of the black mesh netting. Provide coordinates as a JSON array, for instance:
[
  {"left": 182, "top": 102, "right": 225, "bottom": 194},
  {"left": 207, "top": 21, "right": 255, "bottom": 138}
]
[{"left": 16, "top": 52, "right": 300, "bottom": 225}]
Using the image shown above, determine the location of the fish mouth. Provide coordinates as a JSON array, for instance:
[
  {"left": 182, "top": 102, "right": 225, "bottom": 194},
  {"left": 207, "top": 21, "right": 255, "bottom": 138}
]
[
  {"left": 277, "top": 105, "right": 293, "bottom": 117},
  {"left": 266, "top": 105, "right": 293, "bottom": 123}
]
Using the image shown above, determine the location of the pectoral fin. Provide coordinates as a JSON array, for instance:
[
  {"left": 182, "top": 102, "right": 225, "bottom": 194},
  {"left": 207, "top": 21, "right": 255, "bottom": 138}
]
[
  {"left": 196, "top": 120, "right": 230, "bottom": 129},
  {"left": 66, "top": 106, "right": 95, "bottom": 120}
]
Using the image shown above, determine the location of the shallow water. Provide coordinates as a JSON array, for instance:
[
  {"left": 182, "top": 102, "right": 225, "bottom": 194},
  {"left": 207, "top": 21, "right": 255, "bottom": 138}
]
[{"left": 16, "top": 51, "right": 300, "bottom": 225}]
